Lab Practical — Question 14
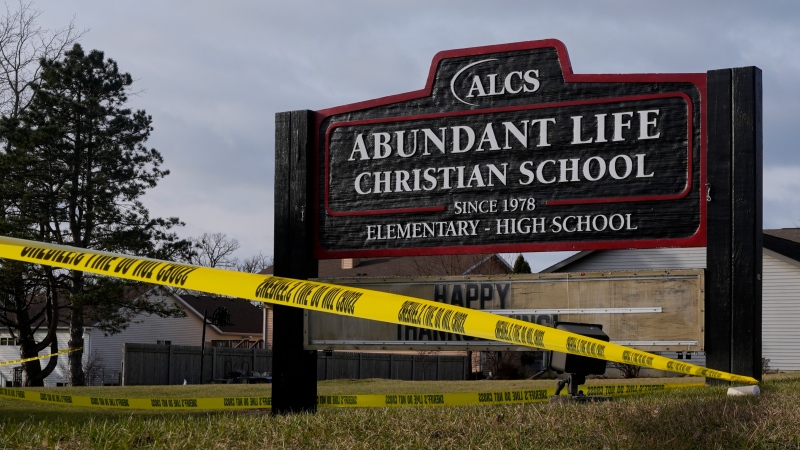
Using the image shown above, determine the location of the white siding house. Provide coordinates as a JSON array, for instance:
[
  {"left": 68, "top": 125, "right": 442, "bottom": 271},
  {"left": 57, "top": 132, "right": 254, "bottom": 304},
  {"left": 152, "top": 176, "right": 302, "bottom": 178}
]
[
  {"left": 88, "top": 293, "right": 203, "bottom": 385},
  {"left": 2, "top": 289, "right": 268, "bottom": 386},
  {"left": 90, "top": 290, "right": 268, "bottom": 384},
  {"left": 542, "top": 229, "right": 800, "bottom": 371},
  {"left": 0, "top": 328, "right": 92, "bottom": 387},
  {"left": 761, "top": 249, "right": 800, "bottom": 371}
]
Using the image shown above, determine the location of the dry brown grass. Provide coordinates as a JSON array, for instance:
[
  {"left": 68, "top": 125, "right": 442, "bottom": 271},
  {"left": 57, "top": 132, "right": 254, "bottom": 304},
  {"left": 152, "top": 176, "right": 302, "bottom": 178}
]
[{"left": 1, "top": 374, "right": 798, "bottom": 449}]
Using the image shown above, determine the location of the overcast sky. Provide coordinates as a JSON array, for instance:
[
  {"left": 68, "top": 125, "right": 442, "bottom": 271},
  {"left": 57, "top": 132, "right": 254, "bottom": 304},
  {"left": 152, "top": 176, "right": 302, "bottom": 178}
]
[{"left": 32, "top": 1, "right": 800, "bottom": 271}]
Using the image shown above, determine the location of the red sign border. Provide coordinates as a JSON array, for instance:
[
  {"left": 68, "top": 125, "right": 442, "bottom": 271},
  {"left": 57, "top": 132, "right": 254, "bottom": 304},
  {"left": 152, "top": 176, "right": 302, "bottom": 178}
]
[{"left": 312, "top": 39, "right": 707, "bottom": 258}]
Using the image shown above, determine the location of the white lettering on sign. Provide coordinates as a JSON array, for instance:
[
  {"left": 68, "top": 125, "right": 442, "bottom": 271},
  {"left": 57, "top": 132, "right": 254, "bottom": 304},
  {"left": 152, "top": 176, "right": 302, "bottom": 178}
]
[
  {"left": 449, "top": 59, "right": 541, "bottom": 106},
  {"left": 365, "top": 220, "right": 480, "bottom": 241},
  {"left": 517, "top": 154, "right": 654, "bottom": 185},
  {"left": 348, "top": 112, "right": 660, "bottom": 163},
  {"left": 347, "top": 120, "right": 557, "bottom": 162},
  {"left": 493, "top": 214, "right": 637, "bottom": 235},
  {"left": 362, "top": 214, "right": 639, "bottom": 241},
  {"left": 346, "top": 110, "right": 661, "bottom": 197}
]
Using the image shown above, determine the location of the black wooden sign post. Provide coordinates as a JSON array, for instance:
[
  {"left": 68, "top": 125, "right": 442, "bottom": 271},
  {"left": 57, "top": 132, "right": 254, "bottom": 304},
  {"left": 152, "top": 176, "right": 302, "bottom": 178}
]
[
  {"left": 273, "top": 110, "right": 319, "bottom": 413},
  {"left": 705, "top": 67, "right": 763, "bottom": 382}
]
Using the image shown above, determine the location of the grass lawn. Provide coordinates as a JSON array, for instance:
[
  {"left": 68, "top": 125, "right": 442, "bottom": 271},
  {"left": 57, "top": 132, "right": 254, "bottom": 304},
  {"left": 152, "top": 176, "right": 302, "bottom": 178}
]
[{"left": 1, "top": 374, "right": 798, "bottom": 449}]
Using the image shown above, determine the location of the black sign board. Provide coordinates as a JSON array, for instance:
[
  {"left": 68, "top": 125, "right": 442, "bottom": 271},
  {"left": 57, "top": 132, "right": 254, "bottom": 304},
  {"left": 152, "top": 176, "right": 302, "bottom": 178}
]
[{"left": 314, "top": 39, "right": 706, "bottom": 258}]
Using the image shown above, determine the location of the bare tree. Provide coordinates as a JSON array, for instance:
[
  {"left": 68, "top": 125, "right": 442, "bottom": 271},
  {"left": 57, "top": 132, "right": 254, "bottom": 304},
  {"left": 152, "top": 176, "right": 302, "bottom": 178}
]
[
  {"left": 58, "top": 348, "right": 107, "bottom": 386},
  {"left": 237, "top": 252, "right": 272, "bottom": 274},
  {"left": 185, "top": 233, "right": 271, "bottom": 307},
  {"left": 416, "top": 350, "right": 438, "bottom": 380},
  {"left": 608, "top": 361, "right": 641, "bottom": 379},
  {"left": 0, "top": 0, "right": 84, "bottom": 119},
  {"left": 82, "top": 349, "right": 107, "bottom": 386},
  {"left": 189, "top": 232, "right": 272, "bottom": 273},
  {"left": 234, "top": 251, "right": 272, "bottom": 309},
  {"left": 484, "top": 351, "right": 525, "bottom": 379},
  {"left": 190, "top": 232, "right": 241, "bottom": 269}
]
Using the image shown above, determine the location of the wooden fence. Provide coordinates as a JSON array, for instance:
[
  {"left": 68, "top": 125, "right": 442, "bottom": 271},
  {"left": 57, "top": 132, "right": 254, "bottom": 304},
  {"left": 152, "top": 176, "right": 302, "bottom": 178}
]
[
  {"left": 317, "top": 352, "right": 468, "bottom": 381},
  {"left": 122, "top": 343, "right": 270, "bottom": 386},
  {"left": 122, "top": 344, "right": 468, "bottom": 385}
]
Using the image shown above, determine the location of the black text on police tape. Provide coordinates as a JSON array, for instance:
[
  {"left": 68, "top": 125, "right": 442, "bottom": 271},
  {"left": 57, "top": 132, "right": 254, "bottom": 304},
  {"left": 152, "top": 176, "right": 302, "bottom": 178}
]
[
  {"left": 18, "top": 247, "right": 197, "bottom": 286},
  {"left": 494, "top": 319, "right": 546, "bottom": 347},
  {"left": 397, "top": 300, "right": 467, "bottom": 334},
  {"left": 566, "top": 336, "right": 607, "bottom": 359},
  {"left": 621, "top": 350, "right": 653, "bottom": 367},
  {"left": 255, "top": 278, "right": 362, "bottom": 315}
]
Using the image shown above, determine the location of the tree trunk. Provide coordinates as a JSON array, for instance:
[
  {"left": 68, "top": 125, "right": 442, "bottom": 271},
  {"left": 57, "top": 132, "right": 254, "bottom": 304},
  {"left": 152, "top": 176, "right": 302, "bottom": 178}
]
[
  {"left": 12, "top": 282, "right": 58, "bottom": 386},
  {"left": 20, "top": 341, "right": 44, "bottom": 387},
  {"left": 68, "top": 306, "right": 85, "bottom": 386}
]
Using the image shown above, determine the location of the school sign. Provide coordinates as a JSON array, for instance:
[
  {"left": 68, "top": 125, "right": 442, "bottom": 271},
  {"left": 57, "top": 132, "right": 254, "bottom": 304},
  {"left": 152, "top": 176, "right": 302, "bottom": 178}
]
[
  {"left": 314, "top": 39, "right": 706, "bottom": 257},
  {"left": 273, "top": 39, "right": 761, "bottom": 413}
]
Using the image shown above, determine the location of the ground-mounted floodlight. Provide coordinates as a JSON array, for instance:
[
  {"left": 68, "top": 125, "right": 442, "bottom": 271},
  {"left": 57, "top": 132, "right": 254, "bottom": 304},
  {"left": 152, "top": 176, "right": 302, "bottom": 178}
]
[{"left": 549, "top": 321, "right": 610, "bottom": 401}]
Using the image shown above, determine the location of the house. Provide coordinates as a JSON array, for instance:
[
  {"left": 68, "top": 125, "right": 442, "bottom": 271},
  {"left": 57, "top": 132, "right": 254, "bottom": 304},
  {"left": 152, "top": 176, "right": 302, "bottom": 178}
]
[
  {"left": 0, "top": 299, "right": 93, "bottom": 387},
  {"left": 540, "top": 228, "right": 800, "bottom": 372},
  {"left": 89, "top": 289, "right": 266, "bottom": 384},
  {"left": 0, "top": 325, "right": 88, "bottom": 387},
  {"left": 1, "top": 287, "right": 268, "bottom": 386}
]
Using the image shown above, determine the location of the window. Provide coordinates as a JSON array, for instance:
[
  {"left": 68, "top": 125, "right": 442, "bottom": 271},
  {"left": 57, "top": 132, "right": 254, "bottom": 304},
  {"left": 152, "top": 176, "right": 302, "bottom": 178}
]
[
  {"left": 0, "top": 337, "right": 19, "bottom": 346},
  {"left": 156, "top": 340, "right": 172, "bottom": 346}
]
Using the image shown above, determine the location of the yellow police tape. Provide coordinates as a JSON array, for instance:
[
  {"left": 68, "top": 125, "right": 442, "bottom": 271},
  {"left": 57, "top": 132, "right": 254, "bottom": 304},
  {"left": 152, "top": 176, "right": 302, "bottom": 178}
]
[
  {"left": 0, "top": 347, "right": 82, "bottom": 367},
  {"left": 0, "top": 382, "right": 705, "bottom": 410},
  {"left": 0, "top": 235, "right": 758, "bottom": 385}
]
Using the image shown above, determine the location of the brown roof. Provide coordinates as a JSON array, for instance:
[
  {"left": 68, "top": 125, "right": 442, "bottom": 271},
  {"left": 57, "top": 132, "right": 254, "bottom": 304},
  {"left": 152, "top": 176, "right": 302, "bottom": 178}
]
[
  {"left": 764, "top": 228, "right": 800, "bottom": 262},
  {"left": 764, "top": 228, "right": 800, "bottom": 242},
  {"left": 177, "top": 293, "right": 263, "bottom": 335},
  {"left": 261, "top": 254, "right": 512, "bottom": 279}
]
